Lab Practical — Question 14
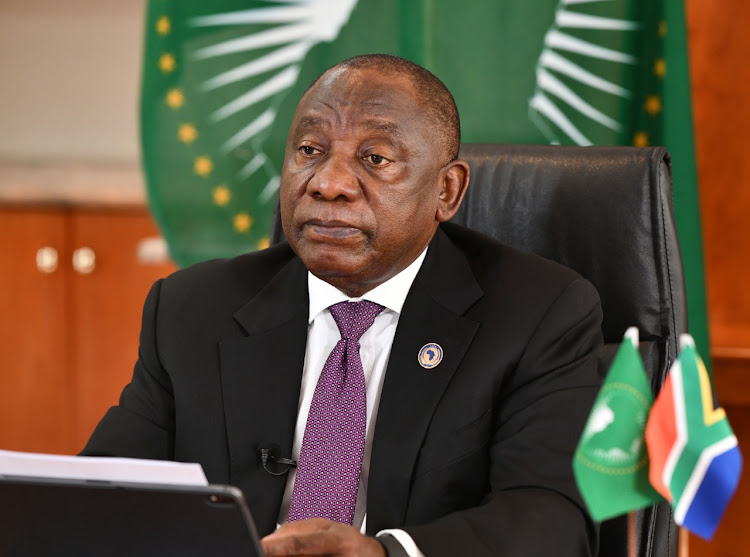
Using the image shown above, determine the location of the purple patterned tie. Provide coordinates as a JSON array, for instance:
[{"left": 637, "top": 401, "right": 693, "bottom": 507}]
[{"left": 287, "top": 300, "right": 384, "bottom": 524}]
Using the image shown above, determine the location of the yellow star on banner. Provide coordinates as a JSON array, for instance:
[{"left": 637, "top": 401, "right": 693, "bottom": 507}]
[
  {"left": 633, "top": 132, "right": 649, "bottom": 148},
  {"left": 233, "top": 213, "right": 253, "bottom": 233},
  {"left": 212, "top": 185, "right": 231, "bottom": 206},
  {"left": 178, "top": 124, "right": 198, "bottom": 144},
  {"left": 644, "top": 96, "right": 663, "bottom": 116},
  {"left": 165, "top": 88, "right": 184, "bottom": 109},
  {"left": 257, "top": 237, "right": 271, "bottom": 250},
  {"left": 658, "top": 21, "right": 667, "bottom": 38},
  {"left": 194, "top": 156, "right": 213, "bottom": 177},
  {"left": 159, "top": 53, "right": 176, "bottom": 73},
  {"left": 654, "top": 58, "right": 666, "bottom": 78},
  {"left": 156, "top": 16, "right": 171, "bottom": 35}
]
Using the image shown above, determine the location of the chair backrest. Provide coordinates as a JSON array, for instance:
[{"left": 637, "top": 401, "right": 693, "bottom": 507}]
[
  {"left": 454, "top": 143, "right": 685, "bottom": 557},
  {"left": 269, "top": 143, "right": 686, "bottom": 556}
]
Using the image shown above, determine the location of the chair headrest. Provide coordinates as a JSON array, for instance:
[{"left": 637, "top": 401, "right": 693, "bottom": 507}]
[{"left": 454, "top": 143, "right": 687, "bottom": 351}]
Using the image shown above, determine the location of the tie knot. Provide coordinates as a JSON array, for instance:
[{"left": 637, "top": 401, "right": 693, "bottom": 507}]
[{"left": 329, "top": 300, "right": 384, "bottom": 343}]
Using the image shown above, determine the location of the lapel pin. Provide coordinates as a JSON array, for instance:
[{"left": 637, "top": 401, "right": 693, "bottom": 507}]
[{"left": 418, "top": 343, "right": 443, "bottom": 369}]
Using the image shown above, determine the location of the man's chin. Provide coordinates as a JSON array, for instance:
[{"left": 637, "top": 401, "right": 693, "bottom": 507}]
[
  {"left": 304, "top": 258, "right": 362, "bottom": 281},
  {"left": 300, "top": 251, "right": 372, "bottom": 293},
  {"left": 294, "top": 234, "right": 365, "bottom": 268}
]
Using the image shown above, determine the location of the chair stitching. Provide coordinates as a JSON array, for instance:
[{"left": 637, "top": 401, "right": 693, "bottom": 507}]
[{"left": 656, "top": 149, "right": 678, "bottom": 369}]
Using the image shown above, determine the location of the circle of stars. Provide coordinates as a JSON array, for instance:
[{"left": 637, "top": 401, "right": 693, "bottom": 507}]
[
  {"left": 632, "top": 20, "right": 667, "bottom": 147},
  {"left": 153, "top": 10, "right": 269, "bottom": 248}
]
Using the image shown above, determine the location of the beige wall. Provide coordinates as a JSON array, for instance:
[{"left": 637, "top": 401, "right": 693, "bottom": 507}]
[{"left": 0, "top": 0, "right": 145, "bottom": 163}]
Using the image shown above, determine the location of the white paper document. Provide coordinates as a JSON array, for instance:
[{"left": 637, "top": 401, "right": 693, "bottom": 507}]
[{"left": 0, "top": 449, "right": 207, "bottom": 486}]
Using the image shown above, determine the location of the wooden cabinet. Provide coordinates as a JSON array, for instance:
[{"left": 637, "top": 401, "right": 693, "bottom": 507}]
[
  {"left": 686, "top": 0, "right": 750, "bottom": 555},
  {"left": 0, "top": 209, "right": 70, "bottom": 454},
  {"left": 0, "top": 206, "right": 176, "bottom": 455}
]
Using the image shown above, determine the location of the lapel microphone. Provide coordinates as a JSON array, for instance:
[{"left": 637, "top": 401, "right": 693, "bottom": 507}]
[{"left": 258, "top": 444, "right": 297, "bottom": 476}]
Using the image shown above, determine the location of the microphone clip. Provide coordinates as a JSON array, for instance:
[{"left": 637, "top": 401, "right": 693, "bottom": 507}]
[{"left": 258, "top": 444, "right": 297, "bottom": 476}]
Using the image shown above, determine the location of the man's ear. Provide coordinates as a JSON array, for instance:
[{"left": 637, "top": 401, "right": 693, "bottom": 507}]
[{"left": 436, "top": 159, "right": 470, "bottom": 223}]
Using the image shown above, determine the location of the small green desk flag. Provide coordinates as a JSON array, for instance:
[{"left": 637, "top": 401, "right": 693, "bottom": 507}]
[{"left": 574, "top": 327, "right": 661, "bottom": 521}]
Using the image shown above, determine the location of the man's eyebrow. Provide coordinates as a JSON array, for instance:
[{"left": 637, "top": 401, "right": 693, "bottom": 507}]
[
  {"left": 294, "top": 116, "right": 328, "bottom": 136},
  {"left": 360, "top": 119, "right": 403, "bottom": 137}
]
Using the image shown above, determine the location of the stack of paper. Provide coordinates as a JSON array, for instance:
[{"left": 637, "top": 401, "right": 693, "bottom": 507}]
[{"left": 0, "top": 449, "right": 207, "bottom": 486}]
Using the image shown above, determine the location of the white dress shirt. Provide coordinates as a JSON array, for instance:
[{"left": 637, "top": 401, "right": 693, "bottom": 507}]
[{"left": 276, "top": 248, "right": 428, "bottom": 557}]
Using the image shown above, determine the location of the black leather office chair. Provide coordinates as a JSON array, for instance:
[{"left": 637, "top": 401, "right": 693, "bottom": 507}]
[
  {"left": 453, "top": 144, "right": 685, "bottom": 557},
  {"left": 270, "top": 143, "right": 685, "bottom": 556}
]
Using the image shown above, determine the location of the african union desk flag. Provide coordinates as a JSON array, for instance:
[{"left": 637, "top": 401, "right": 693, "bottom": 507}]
[
  {"left": 574, "top": 327, "right": 661, "bottom": 521},
  {"left": 645, "top": 335, "right": 742, "bottom": 540}
]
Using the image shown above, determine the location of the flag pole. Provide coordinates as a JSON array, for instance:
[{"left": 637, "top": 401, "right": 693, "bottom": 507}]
[
  {"left": 679, "top": 528, "right": 689, "bottom": 557},
  {"left": 628, "top": 512, "right": 636, "bottom": 557}
]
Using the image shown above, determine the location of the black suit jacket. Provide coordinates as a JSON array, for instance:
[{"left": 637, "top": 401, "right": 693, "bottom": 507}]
[{"left": 83, "top": 222, "right": 603, "bottom": 556}]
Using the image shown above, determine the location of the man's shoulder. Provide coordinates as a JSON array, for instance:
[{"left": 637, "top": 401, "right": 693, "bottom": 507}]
[
  {"left": 160, "top": 242, "right": 299, "bottom": 302},
  {"left": 440, "top": 222, "right": 583, "bottom": 286},
  {"left": 436, "top": 223, "right": 602, "bottom": 349}
]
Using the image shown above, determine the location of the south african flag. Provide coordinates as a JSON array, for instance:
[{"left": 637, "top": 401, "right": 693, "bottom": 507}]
[{"left": 645, "top": 335, "right": 742, "bottom": 540}]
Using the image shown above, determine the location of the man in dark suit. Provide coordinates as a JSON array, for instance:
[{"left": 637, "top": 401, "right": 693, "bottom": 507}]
[{"left": 83, "top": 54, "right": 603, "bottom": 556}]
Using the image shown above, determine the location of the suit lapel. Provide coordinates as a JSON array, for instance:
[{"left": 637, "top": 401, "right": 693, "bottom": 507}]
[
  {"left": 366, "top": 228, "right": 483, "bottom": 533},
  {"left": 219, "top": 256, "right": 308, "bottom": 535}
]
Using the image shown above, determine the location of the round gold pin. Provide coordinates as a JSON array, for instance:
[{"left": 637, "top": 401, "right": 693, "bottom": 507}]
[{"left": 418, "top": 343, "right": 443, "bottom": 369}]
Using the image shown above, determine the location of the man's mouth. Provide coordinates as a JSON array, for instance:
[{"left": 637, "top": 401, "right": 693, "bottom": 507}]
[{"left": 303, "top": 219, "right": 362, "bottom": 241}]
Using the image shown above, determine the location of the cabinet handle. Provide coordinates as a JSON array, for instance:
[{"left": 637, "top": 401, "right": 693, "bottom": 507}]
[
  {"left": 72, "top": 247, "right": 96, "bottom": 274},
  {"left": 36, "top": 247, "right": 59, "bottom": 274},
  {"left": 136, "top": 236, "right": 170, "bottom": 265}
]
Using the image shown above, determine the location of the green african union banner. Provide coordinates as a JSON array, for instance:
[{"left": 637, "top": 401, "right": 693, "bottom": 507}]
[
  {"left": 141, "top": 0, "right": 709, "bottom": 363},
  {"left": 574, "top": 328, "right": 661, "bottom": 521}
]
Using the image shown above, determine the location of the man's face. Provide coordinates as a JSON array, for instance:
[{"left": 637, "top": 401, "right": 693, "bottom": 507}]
[{"left": 280, "top": 67, "right": 449, "bottom": 296}]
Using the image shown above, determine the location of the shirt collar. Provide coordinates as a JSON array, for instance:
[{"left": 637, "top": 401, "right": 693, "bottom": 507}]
[{"left": 307, "top": 247, "right": 428, "bottom": 324}]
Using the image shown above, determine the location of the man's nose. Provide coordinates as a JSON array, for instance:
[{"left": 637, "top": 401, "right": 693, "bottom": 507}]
[{"left": 306, "top": 153, "right": 360, "bottom": 201}]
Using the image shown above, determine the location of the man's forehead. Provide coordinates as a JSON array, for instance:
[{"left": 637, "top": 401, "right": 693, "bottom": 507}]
[
  {"left": 294, "top": 112, "right": 403, "bottom": 137},
  {"left": 318, "top": 64, "right": 409, "bottom": 92},
  {"left": 293, "top": 68, "right": 421, "bottom": 134},
  {"left": 311, "top": 66, "right": 418, "bottom": 107}
]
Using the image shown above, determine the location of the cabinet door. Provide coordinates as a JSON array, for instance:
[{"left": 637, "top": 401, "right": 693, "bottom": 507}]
[
  {"left": 0, "top": 208, "right": 72, "bottom": 454},
  {"left": 69, "top": 209, "right": 176, "bottom": 452}
]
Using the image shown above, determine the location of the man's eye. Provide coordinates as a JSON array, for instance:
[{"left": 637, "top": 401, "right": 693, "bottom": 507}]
[
  {"left": 367, "top": 154, "right": 386, "bottom": 165},
  {"left": 299, "top": 146, "right": 318, "bottom": 156}
]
